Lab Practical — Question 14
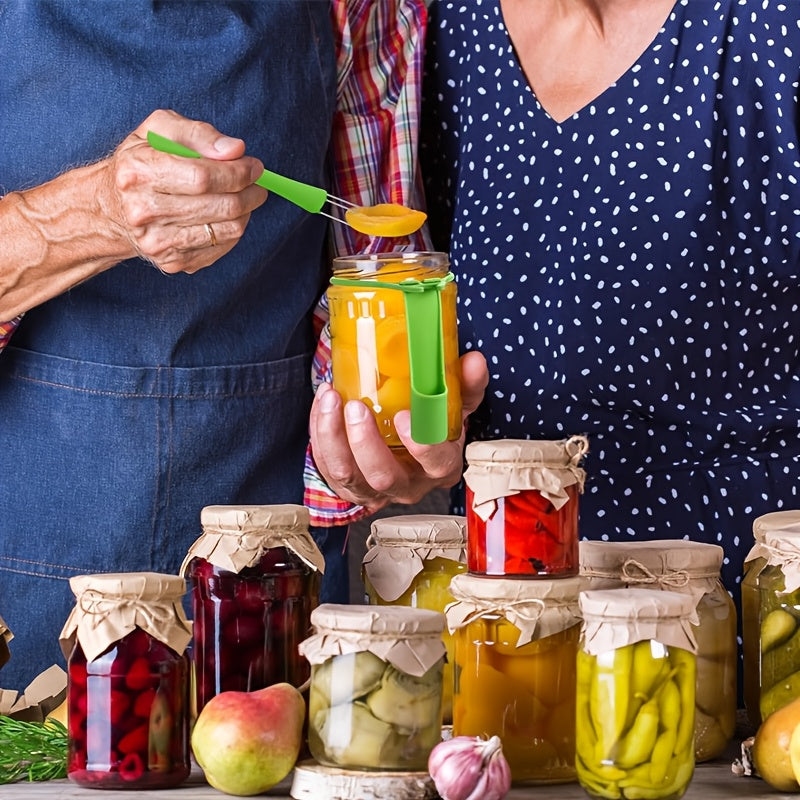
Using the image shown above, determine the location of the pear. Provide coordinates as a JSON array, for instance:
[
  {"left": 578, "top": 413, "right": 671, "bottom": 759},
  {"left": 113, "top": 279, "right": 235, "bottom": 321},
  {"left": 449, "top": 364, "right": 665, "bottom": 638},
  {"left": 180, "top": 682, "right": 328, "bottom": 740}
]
[
  {"left": 191, "top": 682, "right": 305, "bottom": 796},
  {"left": 752, "top": 695, "right": 800, "bottom": 792}
]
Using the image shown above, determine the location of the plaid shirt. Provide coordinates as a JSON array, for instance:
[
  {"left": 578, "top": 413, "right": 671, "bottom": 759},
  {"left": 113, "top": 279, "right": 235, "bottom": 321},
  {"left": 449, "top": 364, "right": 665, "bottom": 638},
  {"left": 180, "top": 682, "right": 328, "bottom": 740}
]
[{"left": 0, "top": 0, "right": 429, "bottom": 527}]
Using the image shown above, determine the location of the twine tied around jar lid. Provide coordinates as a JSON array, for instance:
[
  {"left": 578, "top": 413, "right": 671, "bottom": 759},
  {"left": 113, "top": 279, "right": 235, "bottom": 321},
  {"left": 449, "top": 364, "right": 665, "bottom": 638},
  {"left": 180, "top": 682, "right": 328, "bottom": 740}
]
[
  {"left": 58, "top": 572, "right": 192, "bottom": 663},
  {"left": 180, "top": 504, "right": 325, "bottom": 576},
  {"left": 761, "top": 528, "right": 800, "bottom": 594},
  {"left": 445, "top": 573, "right": 586, "bottom": 647},
  {"left": 362, "top": 514, "right": 466, "bottom": 602},
  {"left": 464, "top": 435, "right": 589, "bottom": 521},
  {"left": 298, "top": 604, "right": 446, "bottom": 678},
  {"left": 744, "top": 510, "right": 800, "bottom": 570}
]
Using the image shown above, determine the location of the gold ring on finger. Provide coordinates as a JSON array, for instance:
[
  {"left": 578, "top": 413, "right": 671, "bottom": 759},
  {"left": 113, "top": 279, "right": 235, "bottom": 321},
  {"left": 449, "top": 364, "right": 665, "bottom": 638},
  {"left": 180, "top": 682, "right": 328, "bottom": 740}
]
[{"left": 204, "top": 222, "right": 218, "bottom": 247}]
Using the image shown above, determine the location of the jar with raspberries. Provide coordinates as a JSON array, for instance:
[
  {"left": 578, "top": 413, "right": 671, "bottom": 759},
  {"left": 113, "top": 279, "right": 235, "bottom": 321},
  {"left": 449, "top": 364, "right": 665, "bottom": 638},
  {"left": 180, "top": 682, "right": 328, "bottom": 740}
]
[
  {"left": 181, "top": 504, "right": 324, "bottom": 717},
  {"left": 59, "top": 572, "right": 192, "bottom": 789}
]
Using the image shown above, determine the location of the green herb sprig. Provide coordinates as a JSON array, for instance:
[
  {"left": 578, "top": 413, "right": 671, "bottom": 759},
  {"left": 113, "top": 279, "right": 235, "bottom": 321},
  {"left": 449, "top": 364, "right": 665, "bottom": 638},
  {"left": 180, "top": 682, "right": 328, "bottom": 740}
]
[{"left": 0, "top": 716, "right": 67, "bottom": 784}]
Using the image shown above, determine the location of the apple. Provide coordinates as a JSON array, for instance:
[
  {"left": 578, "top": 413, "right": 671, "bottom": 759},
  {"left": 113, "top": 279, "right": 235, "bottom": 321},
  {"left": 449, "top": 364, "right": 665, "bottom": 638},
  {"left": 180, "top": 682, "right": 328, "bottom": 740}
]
[{"left": 191, "top": 682, "right": 305, "bottom": 796}]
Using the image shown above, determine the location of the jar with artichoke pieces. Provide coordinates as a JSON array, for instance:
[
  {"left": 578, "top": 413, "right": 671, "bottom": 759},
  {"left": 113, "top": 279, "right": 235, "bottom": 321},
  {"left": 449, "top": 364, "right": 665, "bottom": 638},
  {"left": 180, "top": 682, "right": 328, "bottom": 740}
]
[
  {"left": 181, "top": 504, "right": 323, "bottom": 717},
  {"left": 447, "top": 573, "right": 586, "bottom": 784},
  {"left": 464, "top": 436, "right": 588, "bottom": 577},
  {"left": 362, "top": 514, "right": 467, "bottom": 724},
  {"left": 299, "top": 604, "right": 446, "bottom": 771},
  {"left": 576, "top": 588, "right": 697, "bottom": 800},
  {"left": 741, "top": 510, "right": 800, "bottom": 727},
  {"left": 59, "top": 572, "right": 192, "bottom": 789},
  {"left": 579, "top": 539, "right": 736, "bottom": 761},
  {"left": 752, "top": 524, "right": 800, "bottom": 720}
]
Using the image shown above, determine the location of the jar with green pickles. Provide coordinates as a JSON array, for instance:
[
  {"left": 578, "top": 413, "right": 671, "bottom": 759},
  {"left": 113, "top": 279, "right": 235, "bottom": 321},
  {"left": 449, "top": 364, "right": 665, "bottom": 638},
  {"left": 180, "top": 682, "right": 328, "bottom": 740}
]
[
  {"left": 446, "top": 573, "right": 586, "bottom": 784},
  {"left": 576, "top": 588, "right": 697, "bottom": 800},
  {"left": 362, "top": 514, "right": 466, "bottom": 725},
  {"left": 741, "top": 510, "right": 800, "bottom": 727},
  {"left": 579, "top": 540, "right": 736, "bottom": 762},
  {"left": 751, "top": 524, "right": 800, "bottom": 721},
  {"left": 298, "top": 604, "right": 445, "bottom": 771}
]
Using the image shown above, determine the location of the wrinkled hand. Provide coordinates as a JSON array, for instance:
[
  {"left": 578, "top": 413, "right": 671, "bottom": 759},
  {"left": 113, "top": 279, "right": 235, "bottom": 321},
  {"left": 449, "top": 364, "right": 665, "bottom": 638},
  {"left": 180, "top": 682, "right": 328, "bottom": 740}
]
[
  {"left": 309, "top": 351, "right": 489, "bottom": 514},
  {"left": 100, "top": 109, "right": 267, "bottom": 274}
]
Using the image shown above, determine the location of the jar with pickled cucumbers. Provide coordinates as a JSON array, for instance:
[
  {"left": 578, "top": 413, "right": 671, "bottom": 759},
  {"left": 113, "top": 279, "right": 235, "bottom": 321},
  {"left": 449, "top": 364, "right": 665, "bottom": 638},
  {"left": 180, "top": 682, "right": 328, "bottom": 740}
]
[
  {"left": 327, "top": 251, "right": 462, "bottom": 448},
  {"left": 181, "top": 504, "right": 324, "bottom": 717},
  {"left": 576, "top": 588, "right": 697, "bottom": 800},
  {"left": 751, "top": 524, "right": 800, "bottom": 721},
  {"left": 59, "top": 572, "right": 192, "bottom": 789},
  {"left": 446, "top": 572, "right": 586, "bottom": 784},
  {"left": 463, "top": 437, "right": 588, "bottom": 577},
  {"left": 362, "top": 514, "right": 466, "bottom": 725},
  {"left": 299, "top": 604, "right": 446, "bottom": 771},
  {"left": 741, "top": 510, "right": 800, "bottom": 727},
  {"left": 579, "top": 539, "right": 737, "bottom": 762}
]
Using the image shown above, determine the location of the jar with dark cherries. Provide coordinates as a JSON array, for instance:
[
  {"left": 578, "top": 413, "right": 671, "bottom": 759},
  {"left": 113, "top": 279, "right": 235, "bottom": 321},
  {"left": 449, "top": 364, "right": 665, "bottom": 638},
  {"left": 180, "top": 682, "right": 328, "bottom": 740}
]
[
  {"left": 464, "top": 437, "right": 588, "bottom": 577},
  {"left": 181, "top": 504, "right": 324, "bottom": 717},
  {"left": 59, "top": 572, "right": 192, "bottom": 789}
]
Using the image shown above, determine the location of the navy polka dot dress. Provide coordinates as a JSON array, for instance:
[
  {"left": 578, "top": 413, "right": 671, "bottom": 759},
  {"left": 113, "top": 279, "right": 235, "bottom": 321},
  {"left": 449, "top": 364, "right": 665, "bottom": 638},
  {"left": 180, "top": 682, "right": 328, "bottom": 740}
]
[{"left": 421, "top": 0, "right": 800, "bottom": 599}]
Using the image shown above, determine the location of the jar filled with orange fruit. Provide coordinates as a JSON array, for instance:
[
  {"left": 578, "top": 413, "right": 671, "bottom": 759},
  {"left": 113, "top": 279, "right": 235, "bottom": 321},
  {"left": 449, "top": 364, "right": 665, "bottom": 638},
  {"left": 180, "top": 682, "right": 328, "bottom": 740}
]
[
  {"left": 446, "top": 573, "right": 587, "bottom": 784},
  {"left": 327, "top": 251, "right": 462, "bottom": 448}
]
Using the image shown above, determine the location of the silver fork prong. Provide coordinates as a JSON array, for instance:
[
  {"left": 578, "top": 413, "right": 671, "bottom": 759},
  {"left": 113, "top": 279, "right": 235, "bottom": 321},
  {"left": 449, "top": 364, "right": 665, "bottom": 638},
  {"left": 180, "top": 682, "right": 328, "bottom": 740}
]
[
  {"left": 318, "top": 210, "right": 350, "bottom": 226},
  {"left": 326, "top": 195, "right": 359, "bottom": 211}
]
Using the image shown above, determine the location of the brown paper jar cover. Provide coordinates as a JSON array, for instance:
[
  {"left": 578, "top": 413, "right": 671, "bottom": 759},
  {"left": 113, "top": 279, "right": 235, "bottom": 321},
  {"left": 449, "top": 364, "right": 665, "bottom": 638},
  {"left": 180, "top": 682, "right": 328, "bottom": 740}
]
[
  {"left": 362, "top": 514, "right": 466, "bottom": 602},
  {"left": 464, "top": 435, "right": 588, "bottom": 520},
  {"left": 445, "top": 573, "right": 588, "bottom": 647},
  {"left": 180, "top": 503, "right": 325, "bottom": 576},
  {"left": 760, "top": 527, "right": 800, "bottom": 594},
  {"left": 579, "top": 588, "right": 698, "bottom": 656},
  {"left": 744, "top": 509, "right": 800, "bottom": 568},
  {"left": 298, "top": 603, "right": 446, "bottom": 678},
  {"left": 59, "top": 571, "right": 192, "bottom": 663}
]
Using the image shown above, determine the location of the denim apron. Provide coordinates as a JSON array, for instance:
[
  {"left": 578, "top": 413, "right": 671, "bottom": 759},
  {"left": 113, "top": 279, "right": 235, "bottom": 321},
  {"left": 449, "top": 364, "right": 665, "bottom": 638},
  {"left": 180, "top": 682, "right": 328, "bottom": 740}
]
[{"left": 0, "top": 1, "right": 337, "bottom": 689}]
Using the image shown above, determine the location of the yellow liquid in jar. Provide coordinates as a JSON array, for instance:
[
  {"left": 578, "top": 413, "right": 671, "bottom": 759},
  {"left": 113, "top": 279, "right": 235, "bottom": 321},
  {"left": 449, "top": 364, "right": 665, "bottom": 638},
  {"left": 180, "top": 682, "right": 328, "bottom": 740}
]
[{"left": 328, "top": 266, "right": 462, "bottom": 448}]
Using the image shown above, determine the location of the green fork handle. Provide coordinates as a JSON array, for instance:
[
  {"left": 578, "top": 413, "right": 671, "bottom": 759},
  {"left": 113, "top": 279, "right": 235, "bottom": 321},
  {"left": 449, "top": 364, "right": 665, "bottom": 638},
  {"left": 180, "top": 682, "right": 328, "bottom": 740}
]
[{"left": 146, "top": 131, "right": 328, "bottom": 214}]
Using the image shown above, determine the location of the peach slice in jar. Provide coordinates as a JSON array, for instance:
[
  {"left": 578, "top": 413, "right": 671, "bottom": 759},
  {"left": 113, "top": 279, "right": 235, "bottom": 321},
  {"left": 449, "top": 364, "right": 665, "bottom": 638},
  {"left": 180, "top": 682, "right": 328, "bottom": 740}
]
[{"left": 344, "top": 203, "right": 427, "bottom": 237}]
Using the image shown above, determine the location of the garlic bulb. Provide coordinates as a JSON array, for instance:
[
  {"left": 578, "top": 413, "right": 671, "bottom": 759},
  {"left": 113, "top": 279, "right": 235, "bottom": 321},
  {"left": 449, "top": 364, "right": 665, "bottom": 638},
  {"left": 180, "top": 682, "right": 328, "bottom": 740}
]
[{"left": 427, "top": 735, "right": 511, "bottom": 800}]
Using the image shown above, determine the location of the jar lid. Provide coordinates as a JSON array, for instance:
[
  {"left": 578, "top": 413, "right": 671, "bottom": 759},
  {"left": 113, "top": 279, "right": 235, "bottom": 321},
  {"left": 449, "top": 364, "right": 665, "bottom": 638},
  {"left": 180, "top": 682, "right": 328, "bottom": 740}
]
[
  {"left": 298, "top": 604, "right": 446, "bottom": 677},
  {"left": 464, "top": 436, "right": 588, "bottom": 519},
  {"left": 180, "top": 504, "right": 325, "bottom": 575},
  {"left": 445, "top": 573, "right": 587, "bottom": 646},
  {"left": 745, "top": 510, "right": 800, "bottom": 565},
  {"left": 761, "top": 528, "right": 800, "bottom": 593},
  {"left": 579, "top": 588, "right": 697, "bottom": 656},
  {"left": 580, "top": 539, "right": 723, "bottom": 579},
  {"left": 362, "top": 515, "right": 466, "bottom": 601},
  {"left": 59, "top": 572, "right": 192, "bottom": 662}
]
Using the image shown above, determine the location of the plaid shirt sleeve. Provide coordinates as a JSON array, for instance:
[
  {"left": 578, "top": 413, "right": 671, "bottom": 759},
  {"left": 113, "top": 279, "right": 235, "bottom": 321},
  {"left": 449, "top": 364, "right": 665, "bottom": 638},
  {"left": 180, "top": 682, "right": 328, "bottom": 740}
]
[
  {"left": 304, "top": 0, "right": 431, "bottom": 526},
  {"left": 0, "top": 316, "right": 21, "bottom": 352}
]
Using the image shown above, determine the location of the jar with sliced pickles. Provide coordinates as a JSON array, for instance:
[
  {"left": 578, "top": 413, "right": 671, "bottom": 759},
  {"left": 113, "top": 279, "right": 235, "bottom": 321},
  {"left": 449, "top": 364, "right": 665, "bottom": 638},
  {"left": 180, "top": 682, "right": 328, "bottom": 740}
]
[
  {"left": 328, "top": 251, "right": 462, "bottom": 448},
  {"left": 362, "top": 514, "right": 467, "bottom": 725},
  {"left": 579, "top": 539, "right": 736, "bottom": 761},
  {"left": 298, "top": 604, "right": 445, "bottom": 771},
  {"left": 741, "top": 510, "right": 800, "bottom": 727},
  {"left": 576, "top": 588, "right": 697, "bottom": 800},
  {"left": 751, "top": 524, "right": 800, "bottom": 721},
  {"left": 446, "top": 573, "right": 586, "bottom": 784}
]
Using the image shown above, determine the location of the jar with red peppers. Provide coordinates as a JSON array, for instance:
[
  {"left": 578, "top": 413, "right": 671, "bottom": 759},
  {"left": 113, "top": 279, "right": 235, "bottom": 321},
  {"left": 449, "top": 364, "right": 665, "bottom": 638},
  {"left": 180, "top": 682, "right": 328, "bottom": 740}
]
[
  {"left": 463, "top": 437, "right": 588, "bottom": 577},
  {"left": 181, "top": 504, "right": 324, "bottom": 717},
  {"left": 59, "top": 572, "right": 192, "bottom": 789}
]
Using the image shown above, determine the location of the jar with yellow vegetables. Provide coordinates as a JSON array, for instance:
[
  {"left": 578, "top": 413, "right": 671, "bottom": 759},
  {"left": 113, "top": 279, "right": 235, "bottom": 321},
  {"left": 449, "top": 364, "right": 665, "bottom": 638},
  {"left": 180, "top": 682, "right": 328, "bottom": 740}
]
[
  {"left": 298, "top": 604, "right": 446, "bottom": 772},
  {"left": 751, "top": 525, "right": 800, "bottom": 721},
  {"left": 327, "top": 251, "right": 462, "bottom": 448},
  {"left": 362, "top": 514, "right": 467, "bottom": 725},
  {"left": 741, "top": 510, "right": 800, "bottom": 727},
  {"left": 446, "top": 573, "right": 586, "bottom": 784},
  {"left": 576, "top": 588, "right": 697, "bottom": 800},
  {"left": 579, "top": 539, "right": 736, "bottom": 761}
]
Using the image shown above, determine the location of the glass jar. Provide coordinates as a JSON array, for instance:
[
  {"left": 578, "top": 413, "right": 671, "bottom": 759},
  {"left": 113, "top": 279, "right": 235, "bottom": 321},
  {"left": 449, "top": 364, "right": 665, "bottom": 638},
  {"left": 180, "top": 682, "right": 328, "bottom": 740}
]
[
  {"left": 328, "top": 251, "right": 462, "bottom": 447},
  {"left": 0, "top": 614, "right": 10, "bottom": 671},
  {"left": 579, "top": 539, "right": 737, "bottom": 761},
  {"left": 181, "top": 504, "right": 323, "bottom": 718},
  {"left": 463, "top": 437, "right": 588, "bottom": 576},
  {"left": 446, "top": 573, "right": 586, "bottom": 784},
  {"left": 299, "top": 604, "right": 445, "bottom": 771},
  {"left": 576, "top": 588, "right": 697, "bottom": 800},
  {"left": 362, "top": 514, "right": 467, "bottom": 725},
  {"left": 741, "top": 510, "right": 800, "bottom": 727},
  {"left": 59, "top": 572, "right": 192, "bottom": 789},
  {"left": 752, "top": 525, "right": 800, "bottom": 720}
]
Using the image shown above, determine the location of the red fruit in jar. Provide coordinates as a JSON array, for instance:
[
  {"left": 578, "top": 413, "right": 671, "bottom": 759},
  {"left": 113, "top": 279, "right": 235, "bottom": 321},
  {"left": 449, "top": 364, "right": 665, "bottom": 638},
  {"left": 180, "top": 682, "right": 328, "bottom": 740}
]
[
  {"left": 118, "top": 723, "right": 149, "bottom": 755},
  {"left": 118, "top": 752, "right": 145, "bottom": 782},
  {"left": 133, "top": 687, "right": 156, "bottom": 718},
  {"left": 109, "top": 689, "right": 131, "bottom": 724},
  {"left": 126, "top": 657, "right": 152, "bottom": 691}
]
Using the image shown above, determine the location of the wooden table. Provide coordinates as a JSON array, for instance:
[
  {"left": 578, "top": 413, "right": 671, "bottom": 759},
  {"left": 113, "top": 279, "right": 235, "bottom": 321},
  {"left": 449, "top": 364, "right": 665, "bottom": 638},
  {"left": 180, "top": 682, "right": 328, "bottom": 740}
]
[{"left": 1, "top": 754, "right": 795, "bottom": 800}]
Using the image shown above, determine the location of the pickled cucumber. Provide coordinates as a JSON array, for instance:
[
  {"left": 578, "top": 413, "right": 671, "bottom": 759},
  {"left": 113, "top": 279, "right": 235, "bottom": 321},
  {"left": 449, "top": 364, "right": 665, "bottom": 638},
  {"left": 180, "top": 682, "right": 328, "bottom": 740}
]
[{"left": 761, "top": 608, "right": 798, "bottom": 653}]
